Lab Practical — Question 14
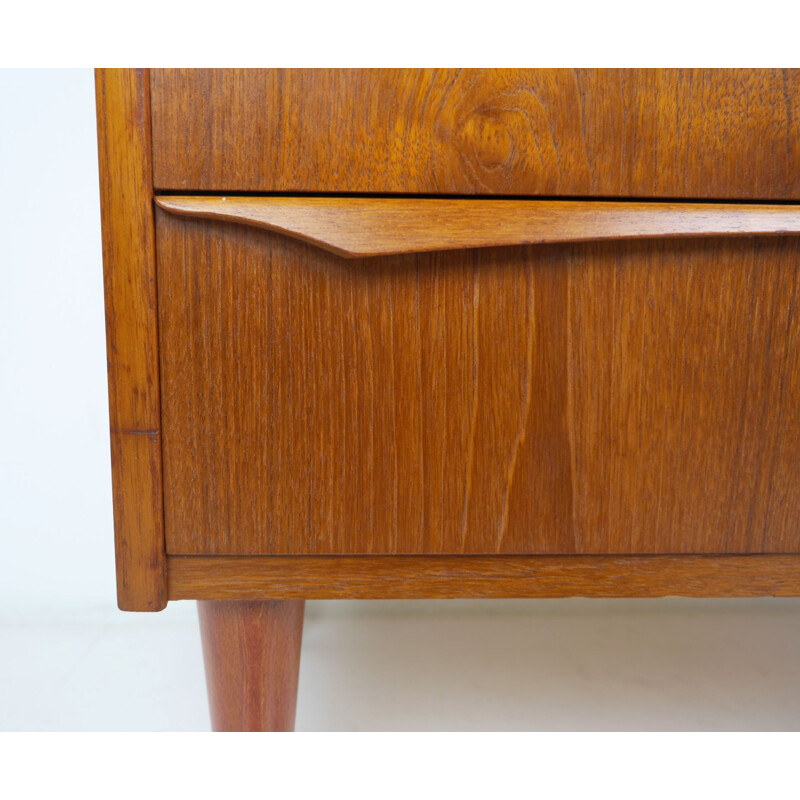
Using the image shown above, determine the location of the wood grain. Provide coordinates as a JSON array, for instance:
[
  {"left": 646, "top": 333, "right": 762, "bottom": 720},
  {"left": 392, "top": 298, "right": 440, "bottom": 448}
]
[
  {"left": 198, "top": 600, "right": 304, "bottom": 731},
  {"left": 171, "top": 556, "right": 800, "bottom": 599},
  {"left": 150, "top": 69, "right": 800, "bottom": 200},
  {"left": 156, "top": 196, "right": 800, "bottom": 258},
  {"left": 96, "top": 68, "right": 166, "bottom": 611},
  {"left": 156, "top": 211, "right": 800, "bottom": 556}
]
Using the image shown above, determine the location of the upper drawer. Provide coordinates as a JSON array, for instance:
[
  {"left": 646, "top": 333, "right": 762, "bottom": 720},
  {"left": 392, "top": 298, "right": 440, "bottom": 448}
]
[{"left": 151, "top": 68, "right": 800, "bottom": 200}]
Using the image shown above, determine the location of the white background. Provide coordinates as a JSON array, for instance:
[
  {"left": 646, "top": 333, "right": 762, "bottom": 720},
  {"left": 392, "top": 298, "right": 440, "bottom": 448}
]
[{"left": 2, "top": 68, "right": 800, "bottom": 732}]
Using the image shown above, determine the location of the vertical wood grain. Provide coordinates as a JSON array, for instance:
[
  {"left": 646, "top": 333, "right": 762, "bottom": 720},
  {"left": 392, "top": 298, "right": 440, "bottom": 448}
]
[
  {"left": 198, "top": 600, "right": 305, "bottom": 732},
  {"left": 156, "top": 212, "right": 800, "bottom": 556},
  {"left": 96, "top": 69, "right": 166, "bottom": 610},
  {"left": 569, "top": 237, "right": 800, "bottom": 553}
]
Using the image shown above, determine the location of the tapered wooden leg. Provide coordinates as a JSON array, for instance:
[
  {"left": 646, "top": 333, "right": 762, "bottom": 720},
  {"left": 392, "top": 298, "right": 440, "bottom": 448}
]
[{"left": 198, "top": 600, "right": 305, "bottom": 731}]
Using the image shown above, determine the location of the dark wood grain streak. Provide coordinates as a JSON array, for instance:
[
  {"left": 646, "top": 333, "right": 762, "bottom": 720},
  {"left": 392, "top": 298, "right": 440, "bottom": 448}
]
[
  {"left": 156, "top": 196, "right": 800, "bottom": 258},
  {"left": 198, "top": 600, "right": 304, "bottom": 731},
  {"left": 171, "top": 555, "right": 800, "bottom": 599},
  {"left": 156, "top": 212, "right": 800, "bottom": 556},
  {"left": 151, "top": 69, "right": 800, "bottom": 200},
  {"left": 96, "top": 68, "right": 166, "bottom": 611}
]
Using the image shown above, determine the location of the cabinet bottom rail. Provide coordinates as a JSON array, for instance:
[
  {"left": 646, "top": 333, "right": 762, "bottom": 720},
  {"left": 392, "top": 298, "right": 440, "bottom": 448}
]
[{"left": 170, "top": 554, "right": 800, "bottom": 601}]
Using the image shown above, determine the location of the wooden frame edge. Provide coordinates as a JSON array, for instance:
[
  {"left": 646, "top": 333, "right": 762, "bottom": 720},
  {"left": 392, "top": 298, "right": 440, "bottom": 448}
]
[
  {"left": 96, "top": 68, "right": 167, "bottom": 611},
  {"left": 167, "top": 554, "right": 800, "bottom": 600}
]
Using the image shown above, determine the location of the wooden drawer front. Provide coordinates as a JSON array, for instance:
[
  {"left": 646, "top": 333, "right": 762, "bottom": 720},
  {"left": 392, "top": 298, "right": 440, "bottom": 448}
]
[
  {"left": 151, "top": 69, "right": 800, "bottom": 200},
  {"left": 155, "top": 203, "right": 800, "bottom": 556}
]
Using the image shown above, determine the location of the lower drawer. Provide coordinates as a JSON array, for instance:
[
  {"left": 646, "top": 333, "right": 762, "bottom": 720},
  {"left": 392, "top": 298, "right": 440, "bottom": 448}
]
[{"left": 155, "top": 202, "right": 800, "bottom": 556}]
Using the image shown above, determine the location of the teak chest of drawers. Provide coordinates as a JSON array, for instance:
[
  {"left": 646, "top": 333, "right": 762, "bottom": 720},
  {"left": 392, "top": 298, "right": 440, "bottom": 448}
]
[{"left": 97, "top": 68, "right": 800, "bottom": 731}]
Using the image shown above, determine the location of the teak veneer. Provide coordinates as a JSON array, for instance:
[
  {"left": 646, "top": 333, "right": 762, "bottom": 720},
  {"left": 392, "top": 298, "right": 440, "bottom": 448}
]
[
  {"left": 156, "top": 217, "right": 800, "bottom": 558},
  {"left": 97, "top": 68, "right": 800, "bottom": 731},
  {"left": 150, "top": 69, "right": 800, "bottom": 200}
]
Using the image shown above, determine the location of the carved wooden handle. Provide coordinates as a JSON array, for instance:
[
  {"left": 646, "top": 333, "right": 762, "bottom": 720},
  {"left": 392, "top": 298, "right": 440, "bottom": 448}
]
[{"left": 156, "top": 196, "right": 800, "bottom": 258}]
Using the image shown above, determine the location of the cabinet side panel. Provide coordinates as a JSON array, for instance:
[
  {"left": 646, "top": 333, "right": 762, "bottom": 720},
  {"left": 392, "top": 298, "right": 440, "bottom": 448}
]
[{"left": 96, "top": 68, "right": 166, "bottom": 610}]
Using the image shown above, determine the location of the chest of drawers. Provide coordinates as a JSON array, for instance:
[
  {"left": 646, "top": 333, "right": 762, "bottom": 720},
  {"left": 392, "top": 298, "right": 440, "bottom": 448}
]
[{"left": 97, "top": 68, "right": 800, "bottom": 730}]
